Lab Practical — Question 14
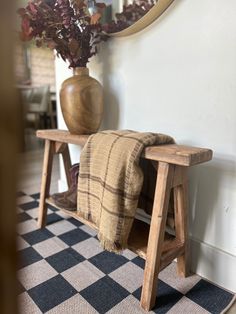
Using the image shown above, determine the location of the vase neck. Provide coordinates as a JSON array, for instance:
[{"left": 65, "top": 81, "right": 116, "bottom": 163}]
[{"left": 73, "top": 67, "right": 89, "bottom": 76}]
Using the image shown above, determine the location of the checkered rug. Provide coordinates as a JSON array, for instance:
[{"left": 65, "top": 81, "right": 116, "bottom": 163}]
[{"left": 17, "top": 191, "right": 235, "bottom": 314}]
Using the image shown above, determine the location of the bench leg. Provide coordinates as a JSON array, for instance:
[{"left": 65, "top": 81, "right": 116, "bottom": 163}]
[
  {"left": 38, "top": 139, "right": 54, "bottom": 228},
  {"left": 61, "top": 144, "right": 72, "bottom": 188},
  {"left": 174, "top": 174, "right": 190, "bottom": 277},
  {"left": 140, "top": 162, "right": 174, "bottom": 311}
]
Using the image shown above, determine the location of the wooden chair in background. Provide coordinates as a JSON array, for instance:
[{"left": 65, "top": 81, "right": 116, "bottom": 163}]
[{"left": 22, "top": 85, "right": 56, "bottom": 129}]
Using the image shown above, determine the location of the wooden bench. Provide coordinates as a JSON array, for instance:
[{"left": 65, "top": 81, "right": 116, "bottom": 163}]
[{"left": 36, "top": 129, "right": 213, "bottom": 311}]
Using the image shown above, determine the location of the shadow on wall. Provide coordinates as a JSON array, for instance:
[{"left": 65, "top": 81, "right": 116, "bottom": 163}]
[
  {"left": 97, "top": 41, "right": 121, "bottom": 130},
  {"left": 188, "top": 156, "right": 236, "bottom": 279}
]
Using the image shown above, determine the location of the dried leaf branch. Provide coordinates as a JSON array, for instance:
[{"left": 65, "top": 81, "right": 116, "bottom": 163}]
[{"left": 18, "top": 0, "right": 108, "bottom": 68}]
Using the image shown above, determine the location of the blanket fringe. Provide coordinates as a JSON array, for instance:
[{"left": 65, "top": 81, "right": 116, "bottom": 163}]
[
  {"left": 77, "top": 211, "right": 127, "bottom": 254},
  {"left": 98, "top": 232, "right": 127, "bottom": 254}
]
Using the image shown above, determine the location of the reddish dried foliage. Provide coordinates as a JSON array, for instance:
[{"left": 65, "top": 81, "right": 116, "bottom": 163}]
[
  {"left": 18, "top": 0, "right": 156, "bottom": 67},
  {"left": 18, "top": 0, "right": 107, "bottom": 68}
]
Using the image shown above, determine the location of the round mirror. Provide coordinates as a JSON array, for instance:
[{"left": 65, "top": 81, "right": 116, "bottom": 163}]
[{"left": 98, "top": 0, "right": 175, "bottom": 37}]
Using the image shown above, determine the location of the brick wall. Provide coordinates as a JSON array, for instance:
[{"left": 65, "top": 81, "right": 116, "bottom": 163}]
[
  {"left": 30, "top": 46, "right": 56, "bottom": 90},
  {"left": 15, "top": 43, "right": 56, "bottom": 91},
  {"left": 15, "top": 43, "right": 29, "bottom": 83}
]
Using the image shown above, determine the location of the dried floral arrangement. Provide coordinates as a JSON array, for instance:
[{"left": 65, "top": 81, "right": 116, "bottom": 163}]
[
  {"left": 18, "top": 0, "right": 108, "bottom": 68},
  {"left": 103, "top": 0, "right": 157, "bottom": 33}
]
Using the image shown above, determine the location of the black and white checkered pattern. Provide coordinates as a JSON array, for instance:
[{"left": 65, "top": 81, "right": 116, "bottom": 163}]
[{"left": 17, "top": 191, "right": 235, "bottom": 314}]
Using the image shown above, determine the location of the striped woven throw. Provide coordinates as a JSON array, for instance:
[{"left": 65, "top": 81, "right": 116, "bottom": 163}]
[{"left": 77, "top": 130, "right": 174, "bottom": 252}]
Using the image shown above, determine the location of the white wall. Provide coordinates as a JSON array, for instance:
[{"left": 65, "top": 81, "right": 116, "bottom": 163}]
[{"left": 56, "top": 0, "right": 236, "bottom": 291}]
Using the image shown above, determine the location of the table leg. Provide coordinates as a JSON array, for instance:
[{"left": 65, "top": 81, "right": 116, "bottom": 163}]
[
  {"left": 140, "top": 162, "right": 174, "bottom": 311},
  {"left": 38, "top": 139, "right": 54, "bottom": 228}
]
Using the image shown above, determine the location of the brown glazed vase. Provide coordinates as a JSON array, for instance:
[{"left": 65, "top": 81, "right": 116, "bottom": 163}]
[{"left": 60, "top": 67, "right": 103, "bottom": 135}]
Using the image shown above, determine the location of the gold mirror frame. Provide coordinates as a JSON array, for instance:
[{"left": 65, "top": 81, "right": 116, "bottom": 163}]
[{"left": 108, "top": 0, "right": 175, "bottom": 37}]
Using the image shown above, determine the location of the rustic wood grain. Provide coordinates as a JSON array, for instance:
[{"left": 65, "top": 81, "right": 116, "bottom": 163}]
[
  {"left": 128, "top": 219, "right": 184, "bottom": 260},
  {"left": 37, "top": 129, "right": 89, "bottom": 146},
  {"left": 37, "top": 130, "right": 213, "bottom": 166},
  {"left": 143, "top": 144, "right": 213, "bottom": 166},
  {"left": 47, "top": 197, "right": 183, "bottom": 262},
  {"left": 36, "top": 130, "right": 213, "bottom": 312},
  {"left": 55, "top": 142, "right": 67, "bottom": 154},
  {"left": 60, "top": 67, "right": 103, "bottom": 135},
  {"left": 174, "top": 175, "right": 190, "bottom": 277},
  {"left": 38, "top": 140, "right": 55, "bottom": 228},
  {"left": 140, "top": 162, "right": 174, "bottom": 311},
  {"left": 47, "top": 197, "right": 98, "bottom": 231}
]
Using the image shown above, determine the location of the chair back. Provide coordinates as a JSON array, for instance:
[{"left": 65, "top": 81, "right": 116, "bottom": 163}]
[{"left": 29, "top": 85, "right": 50, "bottom": 112}]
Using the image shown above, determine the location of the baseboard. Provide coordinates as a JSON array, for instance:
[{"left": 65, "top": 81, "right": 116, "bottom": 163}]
[{"left": 190, "top": 237, "right": 236, "bottom": 293}]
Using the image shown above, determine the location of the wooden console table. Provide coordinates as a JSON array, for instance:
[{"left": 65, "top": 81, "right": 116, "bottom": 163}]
[{"left": 36, "top": 129, "right": 213, "bottom": 311}]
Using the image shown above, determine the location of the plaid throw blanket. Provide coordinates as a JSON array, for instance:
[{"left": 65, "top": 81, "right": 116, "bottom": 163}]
[{"left": 77, "top": 130, "right": 174, "bottom": 252}]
